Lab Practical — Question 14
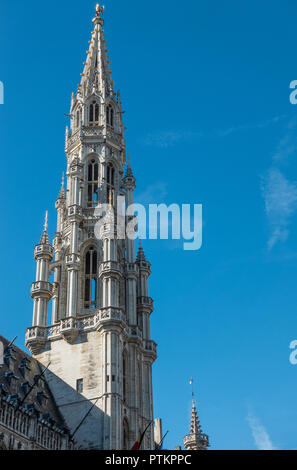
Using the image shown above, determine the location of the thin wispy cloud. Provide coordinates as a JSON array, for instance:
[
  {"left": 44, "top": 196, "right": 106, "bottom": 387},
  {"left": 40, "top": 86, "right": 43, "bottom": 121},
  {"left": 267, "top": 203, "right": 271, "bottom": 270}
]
[
  {"left": 272, "top": 118, "right": 297, "bottom": 162},
  {"left": 219, "top": 115, "right": 287, "bottom": 137},
  {"left": 261, "top": 117, "right": 297, "bottom": 250},
  {"left": 261, "top": 167, "right": 297, "bottom": 250},
  {"left": 143, "top": 115, "right": 286, "bottom": 148},
  {"left": 247, "top": 412, "right": 276, "bottom": 450},
  {"left": 136, "top": 182, "right": 168, "bottom": 205},
  {"left": 144, "top": 131, "right": 203, "bottom": 148}
]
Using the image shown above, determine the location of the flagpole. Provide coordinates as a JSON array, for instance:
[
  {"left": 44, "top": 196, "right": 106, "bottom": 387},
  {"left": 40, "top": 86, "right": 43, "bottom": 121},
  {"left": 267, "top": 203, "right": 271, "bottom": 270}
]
[
  {"left": 190, "top": 376, "right": 194, "bottom": 398},
  {"left": 156, "top": 430, "right": 169, "bottom": 450}
]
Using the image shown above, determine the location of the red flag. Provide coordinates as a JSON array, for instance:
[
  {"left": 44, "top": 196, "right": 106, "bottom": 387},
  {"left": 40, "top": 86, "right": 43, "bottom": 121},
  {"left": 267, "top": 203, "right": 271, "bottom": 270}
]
[
  {"left": 131, "top": 421, "right": 152, "bottom": 450},
  {"left": 131, "top": 432, "right": 142, "bottom": 450}
]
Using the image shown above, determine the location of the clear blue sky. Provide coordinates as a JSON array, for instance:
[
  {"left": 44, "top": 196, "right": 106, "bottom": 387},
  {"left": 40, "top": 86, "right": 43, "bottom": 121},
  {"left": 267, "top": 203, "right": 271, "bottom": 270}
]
[{"left": 2, "top": 0, "right": 297, "bottom": 450}]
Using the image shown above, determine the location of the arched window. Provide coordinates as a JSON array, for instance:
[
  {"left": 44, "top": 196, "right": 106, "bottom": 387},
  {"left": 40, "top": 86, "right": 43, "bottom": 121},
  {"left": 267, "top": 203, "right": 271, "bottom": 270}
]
[
  {"left": 84, "top": 246, "right": 97, "bottom": 309},
  {"left": 89, "top": 100, "right": 99, "bottom": 125},
  {"left": 76, "top": 109, "right": 80, "bottom": 128},
  {"left": 123, "top": 352, "right": 128, "bottom": 403},
  {"left": 106, "top": 162, "right": 115, "bottom": 205},
  {"left": 123, "top": 418, "right": 129, "bottom": 450},
  {"left": 106, "top": 104, "right": 114, "bottom": 127},
  {"left": 138, "top": 362, "right": 142, "bottom": 411},
  {"left": 87, "top": 159, "right": 99, "bottom": 207}
]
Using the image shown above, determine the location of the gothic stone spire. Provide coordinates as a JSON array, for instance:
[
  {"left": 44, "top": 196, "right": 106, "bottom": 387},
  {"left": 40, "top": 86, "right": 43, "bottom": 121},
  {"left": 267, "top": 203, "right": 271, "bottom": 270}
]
[
  {"left": 184, "top": 399, "right": 209, "bottom": 450},
  {"left": 26, "top": 4, "right": 156, "bottom": 451},
  {"left": 77, "top": 4, "right": 115, "bottom": 102}
]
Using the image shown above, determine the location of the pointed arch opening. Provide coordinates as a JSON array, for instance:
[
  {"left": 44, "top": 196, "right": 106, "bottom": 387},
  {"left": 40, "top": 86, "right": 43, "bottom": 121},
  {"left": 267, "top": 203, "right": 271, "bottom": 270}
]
[
  {"left": 106, "top": 104, "right": 114, "bottom": 127},
  {"left": 84, "top": 246, "right": 98, "bottom": 309},
  {"left": 123, "top": 418, "right": 129, "bottom": 450},
  {"left": 106, "top": 162, "right": 115, "bottom": 205},
  {"left": 89, "top": 100, "right": 99, "bottom": 125},
  {"left": 123, "top": 351, "right": 128, "bottom": 404},
  {"left": 76, "top": 107, "right": 81, "bottom": 128},
  {"left": 87, "top": 159, "right": 99, "bottom": 207}
]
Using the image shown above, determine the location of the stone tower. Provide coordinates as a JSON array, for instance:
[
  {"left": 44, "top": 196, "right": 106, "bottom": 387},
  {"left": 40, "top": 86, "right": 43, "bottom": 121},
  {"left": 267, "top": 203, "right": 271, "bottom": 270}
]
[
  {"left": 25, "top": 5, "right": 157, "bottom": 450},
  {"left": 184, "top": 400, "right": 209, "bottom": 450}
]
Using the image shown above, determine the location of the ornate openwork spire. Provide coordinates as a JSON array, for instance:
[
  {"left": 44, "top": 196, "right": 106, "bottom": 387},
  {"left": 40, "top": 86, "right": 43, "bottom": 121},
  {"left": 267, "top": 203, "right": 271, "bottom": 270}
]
[
  {"left": 58, "top": 173, "right": 66, "bottom": 199},
  {"left": 184, "top": 379, "right": 209, "bottom": 450},
  {"left": 136, "top": 240, "right": 146, "bottom": 262},
  {"left": 183, "top": 399, "right": 209, "bottom": 450},
  {"left": 75, "top": 4, "right": 115, "bottom": 102},
  {"left": 39, "top": 211, "right": 50, "bottom": 245}
]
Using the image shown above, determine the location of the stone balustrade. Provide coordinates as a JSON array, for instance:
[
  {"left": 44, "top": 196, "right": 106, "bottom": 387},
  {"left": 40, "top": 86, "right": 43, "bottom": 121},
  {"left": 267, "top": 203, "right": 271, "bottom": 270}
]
[
  {"left": 99, "top": 261, "right": 122, "bottom": 277},
  {"left": 34, "top": 244, "right": 54, "bottom": 259},
  {"left": 65, "top": 253, "right": 81, "bottom": 266},
  {"left": 142, "top": 339, "right": 157, "bottom": 357},
  {"left": 30, "top": 281, "right": 53, "bottom": 298},
  {"left": 137, "top": 296, "right": 153, "bottom": 312},
  {"left": 67, "top": 205, "right": 83, "bottom": 219}
]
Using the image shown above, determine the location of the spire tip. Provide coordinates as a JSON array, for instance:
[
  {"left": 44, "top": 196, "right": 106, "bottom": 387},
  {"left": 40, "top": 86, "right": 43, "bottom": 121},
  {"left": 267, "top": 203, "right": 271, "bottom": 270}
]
[
  {"left": 96, "top": 3, "right": 104, "bottom": 17},
  {"left": 44, "top": 210, "right": 48, "bottom": 231}
]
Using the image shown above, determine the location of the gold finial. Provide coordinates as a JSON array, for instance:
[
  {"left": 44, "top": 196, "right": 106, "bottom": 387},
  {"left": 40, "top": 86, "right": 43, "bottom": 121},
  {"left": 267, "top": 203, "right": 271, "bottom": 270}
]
[
  {"left": 96, "top": 4, "right": 104, "bottom": 17},
  {"left": 44, "top": 210, "right": 48, "bottom": 231},
  {"left": 108, "top": 190, "right": 112, "bottom": 206}
]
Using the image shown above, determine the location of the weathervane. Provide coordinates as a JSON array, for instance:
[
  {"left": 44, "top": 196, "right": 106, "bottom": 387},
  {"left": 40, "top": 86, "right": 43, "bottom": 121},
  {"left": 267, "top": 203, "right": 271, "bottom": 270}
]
[
  {"left": 44, "top": 210, "right": 48, "bottom": 231},
  {"left": 96, "top": 4, "right": 104, "bottom": 17},
  {"left": 189, "top": 376, "right": 194, "bottom": 398}
]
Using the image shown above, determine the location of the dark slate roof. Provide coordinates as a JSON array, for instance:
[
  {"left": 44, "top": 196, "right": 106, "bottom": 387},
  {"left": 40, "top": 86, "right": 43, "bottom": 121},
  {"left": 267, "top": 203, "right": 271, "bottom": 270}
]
[{"left": 0, "top": 335, "right": 68, "bottom": 433}]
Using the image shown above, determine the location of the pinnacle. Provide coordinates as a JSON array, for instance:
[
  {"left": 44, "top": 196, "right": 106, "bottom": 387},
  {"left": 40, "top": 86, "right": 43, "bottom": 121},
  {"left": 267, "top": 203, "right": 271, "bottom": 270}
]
[
  {"left": 39, "top": 211, "right": 50, "bottom": 245},
  {"left": 125, "top": 164, "right": 134, "bottom": 178},
  {"left": 190, "top": 400, "right": 202, "bottom": 435},
  {"left": 136, "top": 243, "right": 146, "bottom": 261},
  {"left": 58, "top": 173, "right": 66, "bottom": 199},
  {"left": 39, "top": 230, "right": 50, "bottom": 245},
  {"left": 77, "top": 5, "right": 114, "bottom": 100}
]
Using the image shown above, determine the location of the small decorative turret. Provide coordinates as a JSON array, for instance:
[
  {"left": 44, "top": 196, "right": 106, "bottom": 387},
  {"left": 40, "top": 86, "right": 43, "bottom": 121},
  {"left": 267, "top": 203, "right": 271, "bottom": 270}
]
[
  {"left": 136, "top": 241, "right": 153, "bottom": 340},
  {"left": 55, "top": 174, "right": 66, "bottom": 236},
  {"left": 124, "top": 160, "right": 136, "bottom": 193},
  {"left": 184, "top": 397, "right": 209, "bottom": 450},
  {"left": 136, "top": 242, "right": 146, "bottom": 262},
  {"left": 123, "top": 158, "right": 136, "bottom": 264},
  {"left": 26, "top": 212, "right": 54, "bottom": 354},
  {"left": 58, "top": 172, "right": 66, "bottom": 200}
]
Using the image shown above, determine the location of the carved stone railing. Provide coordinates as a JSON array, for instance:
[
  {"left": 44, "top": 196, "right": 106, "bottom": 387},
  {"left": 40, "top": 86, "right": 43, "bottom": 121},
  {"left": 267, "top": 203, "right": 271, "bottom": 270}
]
[
  {"left": 68, "top": 205, "right": 83, "bottom": 220},
  {"left": 142, "top": 339, "right": 157, "bottom": 357},
  {"left": 99, "top": 307, "right": 124, "bottom": 322},
  {"left": 65, "top": 253, "right": 81, "bottom": 267},
  {"left": 26, "top": 325, "right": 48, "bottom": 340},
  {"left": 82, "top": 125, "right": 104, "bottom": 137},
  {"left": 99, "top": 261, "right": 122, "bottom": 277},
  {"left": 34, "top": 244, "right": 54, "bottom": 259},
  {"left": 125, "top": 263, "right": 138, "bottom": 277},
  {"left": 31, "top": 281, "right": 53, "bottom": 298},
  {"left": 60, "top": 316, "right": 78, "bottom": 343},
  {"left": 25, "top": 326, "right": 48, "bottom": 354},
  {"left": 137, "top": 296, "right": 153, "bottom": 312},
  {"left": 106, "top": 127, "right": 122, "bottom": 146},
  {"left": 137, "top": 260, "right": 151, "bottom": 273},
  {"left": 129, "top": 326, "right": 143, "bottom": 342},
  {"left": 66, "top": 129, "right": 80, "bottom": 149},
  {"left": 26, "top": 307, "right": 132, "bottom": 351},
  {"left": 183, "top": 433, "right": 209, "bottom": 450}
]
